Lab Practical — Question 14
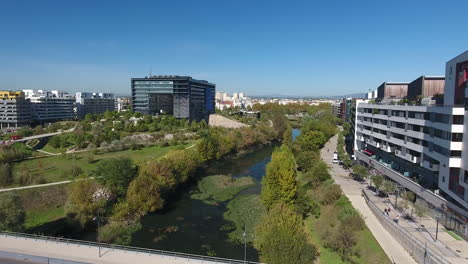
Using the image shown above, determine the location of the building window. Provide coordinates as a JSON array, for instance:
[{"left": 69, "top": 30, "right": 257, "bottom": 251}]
[
  {"left": 442, "top": 176, "right": 445, "bottom": 183},
  {"left": 453, "top": 115, "right": 464, "bottom": 125},
  {"left": 452, "top": 133, "right": 463, "bottom": 142},
  {"left": 451, "top": 151, "right": 462, "bottom": 157}
]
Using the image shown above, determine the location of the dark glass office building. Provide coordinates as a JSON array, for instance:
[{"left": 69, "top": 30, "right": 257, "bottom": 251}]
[{"left": 131, "top": 75, "right": 215, "bottom": 121}]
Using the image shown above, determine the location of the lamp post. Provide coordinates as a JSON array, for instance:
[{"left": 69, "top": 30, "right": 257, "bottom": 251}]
[
  {"left": 243, "top": 223, "right": 247, "bottom": 263},
  {"left": 435, "top": 216, "right": 440, "bottom": 241},
  {"left": 93, "top": 209, "right": 101, "bottom": 257}
]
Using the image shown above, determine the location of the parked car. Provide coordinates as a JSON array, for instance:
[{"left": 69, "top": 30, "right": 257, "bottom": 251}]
[{"left": 333, "top": 153, "right": 339, "bottom": 164}]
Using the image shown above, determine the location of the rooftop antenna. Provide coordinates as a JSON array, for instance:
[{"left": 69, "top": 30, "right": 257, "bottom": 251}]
[{"left": 149, "top": 65, "right": 153, "bottom": 77}]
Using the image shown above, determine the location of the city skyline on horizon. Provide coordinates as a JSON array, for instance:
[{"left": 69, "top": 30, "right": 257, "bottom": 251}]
[{"left": 1, "top": 0, "right": 467, "bottom": 97}]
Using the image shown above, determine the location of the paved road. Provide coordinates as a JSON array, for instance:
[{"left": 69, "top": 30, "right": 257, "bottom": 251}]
[{"left": 322, "top": 134, "right": 417, "bottom": 264}]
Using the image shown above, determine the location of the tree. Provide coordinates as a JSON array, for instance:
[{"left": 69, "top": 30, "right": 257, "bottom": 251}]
[
  {"left": 382, "top": 180, "right": 396, "bottom": 197},
  {"left": 351, "top": 164, "right": 368, "bottom": 181},
  {"left": 261, "top": 146, "right": 297, "bottom": 209},
  {"left": 297, "top": 130, "right": 326, "bottom": 151},
  {"left": 271, "top": 114, "right": 288, "bottom": 139},
  {"left": 282, "top": 125, "right": 293, "bottom": 146},
  {"left": 34, "top": 125, "right": 44, "bottom": 135},
  {"left": 414, "top": 203, "right": 427, "bottom": 223},
  {"left": 126, "top": 174, "right": 165, "bottom": 216},
  {"left": 0, "top": 163, "right": 12, "bottom": 187},
  {"left": 294, "top": 150, "right": 319, "bottom": 172},
  {"left": 0, "top": 192, "right": 25, "bottom": 231},
  {"left": 372, "top": 174, "right": 384, "bottom": 191},
  {"left": 66, "top": 178, "right": 100, "bottom": 226},
  {"left": 324, "top": 222, "right": 358, "bottom": 259},
  {"left": 98, "top": 221, "right": 142, "bottom": 246},
  {"left": 94, "top": 157, "right": 137, "bottom": 197},
  {"left": 197, "top": 131, "right": 221, "bottom": 161},
  {"left": 254, "top": 204, "right": 318, "bottom": 264}
]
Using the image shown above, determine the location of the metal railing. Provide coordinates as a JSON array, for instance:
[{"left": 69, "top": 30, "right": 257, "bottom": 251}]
[
  {"left": 0, "top": 231, "right": 260, "bottom": 264},
  {"left": 362, "top": 190, "right": 451, "bottom": 264}
]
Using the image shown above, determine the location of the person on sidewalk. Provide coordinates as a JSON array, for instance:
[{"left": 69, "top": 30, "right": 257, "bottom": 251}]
[{"left": 384, "top": 208, "right": 387, "bottom": 215}]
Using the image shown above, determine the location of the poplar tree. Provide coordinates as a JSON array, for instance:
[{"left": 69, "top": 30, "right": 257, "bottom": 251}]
[
  {"left": 261, "top": 145, "right": 297, "bottom": 209},
  {"left": 254, "top": 203, "right": 318, "bottom": 264}
]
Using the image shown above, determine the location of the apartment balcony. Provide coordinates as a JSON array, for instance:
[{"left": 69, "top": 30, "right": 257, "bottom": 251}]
[
  {"left": 380, "top": 144, "right": 392, "bottom": 153},
  {"left": 354, "top": 150, "right": 468, "bottom": 219},
  {"left": 422, "top": 160, "right": 440, "bottom": 172},
  {"left": 411, "top": 155, "right": 421, "bottom": 164}
]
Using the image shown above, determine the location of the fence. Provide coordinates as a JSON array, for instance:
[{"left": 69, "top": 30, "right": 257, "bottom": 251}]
[
  {"left": 0, "top": 231, "right": 260, "bottom": 264},
  {"left": 362, "top": 190, "right": 451, "bottom": 264}
]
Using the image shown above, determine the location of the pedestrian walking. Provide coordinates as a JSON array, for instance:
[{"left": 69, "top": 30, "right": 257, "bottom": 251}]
[{"left": 384, "top": 208, "right": 387, "bottom": 215}]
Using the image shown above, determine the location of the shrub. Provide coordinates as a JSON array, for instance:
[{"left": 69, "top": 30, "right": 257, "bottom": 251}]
[
  {"left": 0, "top": 163, "right": 12, "bottom": 187},
  {"left": 98, "top": 221, "right": 142, "bottom": 246},
  {"left": 0, "top": 192, "right": 25, "bottom": 231},
  {"left": 320, "top": 184, "right": 342, "bottom": 205}
]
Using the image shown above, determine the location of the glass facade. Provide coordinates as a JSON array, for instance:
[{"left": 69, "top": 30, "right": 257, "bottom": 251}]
[{"left": 131, "top": 76, "right": 215, "bottom": 120}]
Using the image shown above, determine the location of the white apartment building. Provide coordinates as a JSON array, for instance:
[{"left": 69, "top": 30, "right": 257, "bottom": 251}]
[
  {"left": 76, "top": 92, "right": 115, "bottom": 119},
  {"left": 352, "top": 51, "right": 468, "bottom": 233},
  {"left": 23, "top": 90, "right": 75, "bottom": 123}
]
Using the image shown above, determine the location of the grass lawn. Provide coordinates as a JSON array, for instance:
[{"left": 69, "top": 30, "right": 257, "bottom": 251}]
[
  {"left": 16, "top": 184, "right": 70, "bottom": 230},
  {"left": 11, "top": 142, "right": 194, "bottom": 187},
  {"left": 190, "top": 175, "right": 255, "bottom": 204},
  {"left": 40, "top": 143, "right": 66, "bottom": 154},
  {"left": 305, "top": 214, "right": 390, "bottom": 264},
  {"left": 24, "top": 206, "right": 65, "bottom": 230}
]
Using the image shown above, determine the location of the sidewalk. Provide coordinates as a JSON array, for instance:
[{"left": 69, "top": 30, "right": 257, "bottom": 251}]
[
  {"left": 323, "top": 134, "right": 468, "bottom": 264},
  {"left": 366, "top": 189, "right": 466, "bottom": 260},
  {"left": 322, "top": 135, "right": 416, "bottom": 264}
]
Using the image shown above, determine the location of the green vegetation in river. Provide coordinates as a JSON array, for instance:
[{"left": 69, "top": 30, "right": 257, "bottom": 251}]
[
  {"left": 223, "top": 194, "right": 266, "bottom": 243},
  {"left": 191, "top": 175, "right": 255, "bottom": 205}
]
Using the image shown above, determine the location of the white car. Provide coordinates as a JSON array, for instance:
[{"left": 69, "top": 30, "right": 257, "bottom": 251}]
[{"left": 332, "top": 153, "right": 339, "bottom": 164}]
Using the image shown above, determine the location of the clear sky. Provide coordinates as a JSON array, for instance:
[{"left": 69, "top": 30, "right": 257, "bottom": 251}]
[{"left": 0, "top": 0, "right": 467, "bottom": 97}]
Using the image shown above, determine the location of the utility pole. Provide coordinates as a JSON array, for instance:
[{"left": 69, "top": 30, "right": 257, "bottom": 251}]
[{"left": 435, "top": 217, "right": 439, "bottom": 241}]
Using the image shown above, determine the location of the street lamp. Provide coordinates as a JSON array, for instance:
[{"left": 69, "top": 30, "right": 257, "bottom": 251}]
[
  {"left": 243, "top": 223, "right": 247, "bottom": 263},
  {"left": 435, "top": 216, "right": 440, "bottom": 241},
  {"left": 93, "top": 209, "right": 101, "bottom": 257}
]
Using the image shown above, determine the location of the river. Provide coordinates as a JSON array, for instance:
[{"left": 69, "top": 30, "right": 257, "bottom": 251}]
[{"left": 131, "top": 129, "right": 300, "bottom": 261}]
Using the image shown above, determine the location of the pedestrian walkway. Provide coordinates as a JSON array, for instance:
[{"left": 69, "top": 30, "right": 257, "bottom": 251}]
[
  {"left": 322, "top": 135, "right": 416, "bottom": 264},
  {"left": 323, "top": 134, "right": 468, "bottom": 264}
]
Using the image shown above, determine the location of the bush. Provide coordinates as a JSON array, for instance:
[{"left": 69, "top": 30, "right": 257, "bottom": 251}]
[
  {"left": 0, "top": 163, "right": 12, "bottom": 187},
  {"left": 0, "top": 192, "right": 25, "bottom": 231},
  {"left": 98, "top": 221, "right": 142, "bottom": 246},
  {"left": 320, "top": 184, "right": 342, "bottom": 205}
]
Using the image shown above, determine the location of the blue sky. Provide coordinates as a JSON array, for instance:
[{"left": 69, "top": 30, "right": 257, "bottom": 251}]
[{"left": 0, "top": 0, "right": 467, "bottom": 96}]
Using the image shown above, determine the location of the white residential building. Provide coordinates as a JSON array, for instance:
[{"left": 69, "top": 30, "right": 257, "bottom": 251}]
[
  {"left": 76, "top": 92, "right": 115, "bottom": 119},
  {"left": 23, "top": 90, "right": 75, "bottom": 123},
  {"left": 352, "top": 51, "right": 468, "bottom": 231}
]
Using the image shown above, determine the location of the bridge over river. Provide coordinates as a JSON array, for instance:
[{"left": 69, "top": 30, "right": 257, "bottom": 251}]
[{"left": 0, "top": 232, "right": 258, "bottom": 264}]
